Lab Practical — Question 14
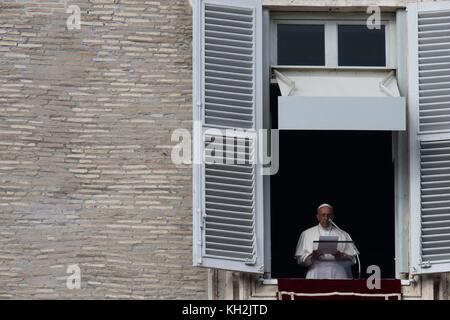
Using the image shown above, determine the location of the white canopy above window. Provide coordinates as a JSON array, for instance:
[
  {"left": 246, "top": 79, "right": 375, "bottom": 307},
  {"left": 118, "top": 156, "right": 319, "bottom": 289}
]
[
  {"left": 275, "top": 69, "right": 406, "bottom": 131},
  {"left": 274, "top": 69, "right": 401, "bottom": 97}
]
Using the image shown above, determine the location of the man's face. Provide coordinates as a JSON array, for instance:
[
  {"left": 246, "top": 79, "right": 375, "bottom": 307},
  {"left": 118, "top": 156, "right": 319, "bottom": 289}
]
[{"left": 316, "top": 207, "right": 334, "bottom": 228}]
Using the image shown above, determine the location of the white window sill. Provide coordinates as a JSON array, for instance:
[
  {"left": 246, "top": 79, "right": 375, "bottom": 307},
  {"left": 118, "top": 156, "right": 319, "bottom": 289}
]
[
  {"left": 262, "top": 279, "right": 411, "bottom": 286},
  {"left": 271, "top": 65, "right": 396, "bottom": 71},
  {"left": 261, "top": 278, "right": 278, "bottom": 285}
]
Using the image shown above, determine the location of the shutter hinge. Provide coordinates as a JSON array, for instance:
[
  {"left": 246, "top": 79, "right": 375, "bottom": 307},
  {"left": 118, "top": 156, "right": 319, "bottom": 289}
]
[
  {"left": 245, "top": 257, "right": 256, "bottom": 266},
  {"left": 196, "top": 101, "right": 203, "bottom": 122},
  {"left": 200, "top": 213, "right": 205, "bottom": 229},
  {"left": 420, "top": 261, "right": 432, "bottom": 269},
  {"left": 197, "top": 209, "right": 203, "bottom": 265},
  {"left": 197, "top": 209, "right": 203, "bottom": 246}
]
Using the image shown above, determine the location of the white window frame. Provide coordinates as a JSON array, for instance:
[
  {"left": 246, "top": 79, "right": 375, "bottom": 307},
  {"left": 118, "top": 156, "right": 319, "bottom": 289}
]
[
  {"left": 264, "top": 10, "right": 406, "bottom": 281},
  {"left": 270, "top": 12, "right": 397, "bottom": 69}
]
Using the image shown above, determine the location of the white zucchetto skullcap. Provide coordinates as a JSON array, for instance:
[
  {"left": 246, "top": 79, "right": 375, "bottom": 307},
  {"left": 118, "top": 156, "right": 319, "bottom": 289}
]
[{"left": 317, "top": 203, "right": 333, "bottom": 211}]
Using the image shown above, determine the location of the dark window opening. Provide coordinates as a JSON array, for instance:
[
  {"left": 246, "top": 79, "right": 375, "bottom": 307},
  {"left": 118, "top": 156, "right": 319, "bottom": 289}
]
[
  {"left": 277, "top": 24, "right": 325, "bottom": 66},
  {"left": 269, "top": 84, "right": 395, "bottom": 279},
  {"left": 338, "top": 25, "right": 386, "bottom": 67}
]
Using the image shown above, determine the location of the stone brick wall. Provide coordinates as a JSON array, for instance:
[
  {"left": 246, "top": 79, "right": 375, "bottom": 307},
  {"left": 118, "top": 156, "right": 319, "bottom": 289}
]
[{"left": 0, "top": 0, "right": 207, "bottom": 299}]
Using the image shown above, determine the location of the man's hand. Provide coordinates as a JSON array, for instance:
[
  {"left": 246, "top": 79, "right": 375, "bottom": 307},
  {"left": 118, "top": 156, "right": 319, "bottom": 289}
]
[
  {"left": 334, "top": 251, "right": 348, "bottom": 260},
  {"left": 312, "top": 250, "right": 323, "bottom": 259}
]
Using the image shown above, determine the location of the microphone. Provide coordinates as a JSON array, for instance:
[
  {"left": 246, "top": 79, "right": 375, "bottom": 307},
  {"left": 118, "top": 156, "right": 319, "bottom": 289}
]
[{"left": 329, "top": 219, "right": 361, "bottom": 279}]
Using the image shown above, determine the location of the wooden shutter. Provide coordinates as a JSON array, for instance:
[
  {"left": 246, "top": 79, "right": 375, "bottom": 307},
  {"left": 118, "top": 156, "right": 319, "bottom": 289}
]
[
  {"left": 192, "top": 0, "right": 264, "bottom": 273},
  {"left": 408, "top": 2, "right": 450, "bottom": 274}
]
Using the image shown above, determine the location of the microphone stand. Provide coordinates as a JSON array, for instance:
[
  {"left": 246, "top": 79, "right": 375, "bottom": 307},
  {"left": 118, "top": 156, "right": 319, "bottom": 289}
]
[{"left": 330, "top": 219, "right": 361, "bottom": 279}]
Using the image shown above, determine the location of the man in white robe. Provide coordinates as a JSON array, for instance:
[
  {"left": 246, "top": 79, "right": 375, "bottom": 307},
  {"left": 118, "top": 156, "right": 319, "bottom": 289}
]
[{"left": 294, "top": 204, "right": 357, "bottom": 279}]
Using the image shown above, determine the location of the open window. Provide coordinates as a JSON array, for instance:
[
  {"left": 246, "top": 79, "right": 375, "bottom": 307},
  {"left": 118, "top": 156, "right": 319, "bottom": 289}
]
[
  {"left": 192, "top": 1, "right": 450, "bottom": 280},
  {"left": 271, "top": 129, "right": 396, "bottom": 278},
  {"left": 269, "top": 11, "right": 405, "bottom": 279},
  {"left": 272, "top": 13, "right": 405, "bottom": 132}
]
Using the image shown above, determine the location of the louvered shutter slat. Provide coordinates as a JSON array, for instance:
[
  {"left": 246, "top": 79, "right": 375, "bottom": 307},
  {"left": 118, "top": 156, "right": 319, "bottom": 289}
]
[
  {"left": 206, "top": 215, "right": 254, "bottom": 224},
  {"left": 206, "top": 68, "right": 253, "bottom": 80},
  {"left": 206, "top": 209, "right": 253, "bottom": 220},
  {"left": 206, "top": 83, "right": 253, "bottom": 94},
  {"left": 206, "top": 235, "right": 254, "bottom": 246},
  {"left": 206, "top": 249, "right": 253, "bottom": 260},
  {"left": 205, "top": 182, "right": 253, "bottom": 193}
]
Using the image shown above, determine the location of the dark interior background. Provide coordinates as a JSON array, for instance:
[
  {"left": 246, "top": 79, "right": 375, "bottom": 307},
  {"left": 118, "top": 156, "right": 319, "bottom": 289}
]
[{"left": 269, "top": 85, "right": 395, "bottom": 279}]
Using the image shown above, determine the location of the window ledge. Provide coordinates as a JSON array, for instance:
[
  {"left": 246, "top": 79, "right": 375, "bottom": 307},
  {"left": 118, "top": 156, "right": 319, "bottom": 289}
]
[
  {"left": 261, "top": 278, "right": 411, "bottom": 286},
  {"left": 401, "top": 279, "right": 411, "bottom": 286},
  {"left": 261, "top": 278, "right": 278, "bottom": 285},
  {"left": 271, "top": 65, "right": 396, "bottom": 71}
]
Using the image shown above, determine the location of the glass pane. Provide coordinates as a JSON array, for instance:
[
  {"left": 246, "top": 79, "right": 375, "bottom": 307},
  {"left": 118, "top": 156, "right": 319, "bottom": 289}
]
[
  {"left": 338, "top": 25, "right": 386, "bottom": 67},
  {"left": 277, "top": 24, "right": 325, "bottom": 66}
]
